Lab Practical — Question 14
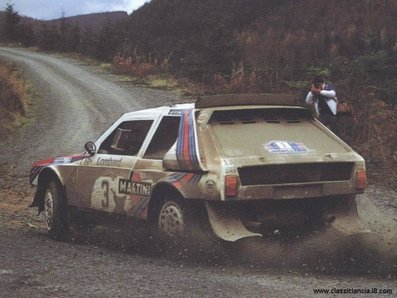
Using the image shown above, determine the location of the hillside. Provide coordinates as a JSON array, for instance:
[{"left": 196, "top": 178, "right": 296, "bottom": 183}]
[
  {"left": 123, "top": 0, "right": 397, "bottom": 83},
  {"left": 0, "top": 1, "right": 396, "bottom": 170},
  {"left": 45, "top": 11, "right": 128, "bottom": 32},
  {"left": 0, "top": 10, "right": 128, "bottom": 36}
]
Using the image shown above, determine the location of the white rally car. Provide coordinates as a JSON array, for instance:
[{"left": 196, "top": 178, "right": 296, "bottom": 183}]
[{"left": 30, "top": 94, "right": 367, "bottom": 242}]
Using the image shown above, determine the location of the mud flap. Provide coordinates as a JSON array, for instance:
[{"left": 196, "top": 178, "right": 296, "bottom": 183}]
[
  {"left": 29, "top": 187, "right": 45, "bottom": 215},
  {"left": 205, "top": 202, "right": 262, "bottom": 242},
  {"left": 330, "top": 216, "right": 370, "bottom": 236},
  {"left": 327, "top": 196, "right": 370, "bottom": 236}
]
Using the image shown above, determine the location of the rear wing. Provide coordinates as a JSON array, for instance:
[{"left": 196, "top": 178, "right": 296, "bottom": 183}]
[{"left": 195, "top": 93, "right": 299, "bottom": 109}]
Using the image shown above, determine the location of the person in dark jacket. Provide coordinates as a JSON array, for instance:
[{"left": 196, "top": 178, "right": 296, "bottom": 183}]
[{"left": 305, "top": 76, "right": 338, "bottom": 133}]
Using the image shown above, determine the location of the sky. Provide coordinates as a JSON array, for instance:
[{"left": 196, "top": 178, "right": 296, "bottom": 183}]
[{"left": 0, "top": 0, "right": 150, "bottom": 20}]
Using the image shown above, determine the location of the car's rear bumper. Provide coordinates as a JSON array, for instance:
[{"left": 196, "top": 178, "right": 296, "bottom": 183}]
[{"left": 237, "top": 180, "right": 362, "bottom": 201}]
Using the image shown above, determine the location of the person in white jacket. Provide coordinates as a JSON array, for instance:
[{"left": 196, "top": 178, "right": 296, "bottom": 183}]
[{"left": 305, "top": 76, "right": 338, "bottom": 133}]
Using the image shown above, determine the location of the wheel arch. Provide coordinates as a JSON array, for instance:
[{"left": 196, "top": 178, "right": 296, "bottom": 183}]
[
  {"left": 30, "top": 167, "right": 66, "bottom": 212},
  {"left": 38, "top": 167, "right": 65, "bottom": 186},
  {"left": 147, "top": 182, "right": 184, "bottom": 223}
]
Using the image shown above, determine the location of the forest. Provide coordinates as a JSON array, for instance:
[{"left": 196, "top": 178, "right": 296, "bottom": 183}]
[{"left": 1, "top": 0, "right": 396, "bottom": 175}]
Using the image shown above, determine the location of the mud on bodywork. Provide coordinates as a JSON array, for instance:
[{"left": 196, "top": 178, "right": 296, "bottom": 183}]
[{"left": 28, "top": 94, "right": 368, "bottom": 242}]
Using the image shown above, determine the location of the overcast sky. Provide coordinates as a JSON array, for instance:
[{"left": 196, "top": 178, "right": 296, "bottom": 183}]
[{"left": 1, "top": 0, "right": 150, "bottom": 20}]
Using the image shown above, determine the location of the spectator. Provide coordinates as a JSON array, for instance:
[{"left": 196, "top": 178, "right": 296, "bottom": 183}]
[{"left": 305, "top": 76, "right": 338, "bottom": 133}]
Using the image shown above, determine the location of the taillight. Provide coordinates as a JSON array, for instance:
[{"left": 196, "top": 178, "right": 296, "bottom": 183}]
[
  {"left": 225, "top": 175, "right": 239, "bottom": 197},
  {"left": 355, "top": 169, "right": 367, "bottom": 190}
]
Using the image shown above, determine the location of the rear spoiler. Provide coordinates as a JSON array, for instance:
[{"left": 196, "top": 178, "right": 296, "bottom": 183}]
[{"left": 195, "top": 93, "right": 299, "bottom": 109}]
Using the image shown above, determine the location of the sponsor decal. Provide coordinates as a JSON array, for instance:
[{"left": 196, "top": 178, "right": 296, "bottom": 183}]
[
  {"left": 119, "top": 179, "right": 152, "bottom": 197},
  {"left": 264, "top": 141, "right": 309, "bottom": 154},
  {"left": 80, "top": 157, "right": 94, "bottom": 166},
  {"left": 127, "top": 172, "right": 151, "bottom": 218},
  {"left": 168, "top": 109, "right": 183, "bottom": 116},
  {"left": 96, "top": 157, "right": 123, "bottom": 167},
  {"left": 53, "top": 157, "right": 72, "bottom": 164},
  {"left": 205, "top": 180, "right": 216, "bottom": 194}
]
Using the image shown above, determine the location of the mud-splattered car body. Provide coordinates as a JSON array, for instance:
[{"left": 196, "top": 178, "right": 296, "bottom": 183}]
[{"left": 30, "top": 94, "right": 367, "bottom": 241}]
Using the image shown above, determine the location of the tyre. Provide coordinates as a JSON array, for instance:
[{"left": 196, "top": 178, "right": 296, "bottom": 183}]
[
  {"left": 158, "top": 199, "right": 189, "bottom": 241},
  {"left": 155, "top": 195, "right": 214, "bottom": 250},
  {"left": 43, "top": 179, "right": 69, "bottom": 239}
]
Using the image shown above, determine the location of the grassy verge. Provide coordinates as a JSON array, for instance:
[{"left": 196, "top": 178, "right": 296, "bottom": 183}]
[
  {"left": 0, "top": 60, "right": 33, "bottom": 136},
  {"left": 120, "top": 74, "right": 206, "bottom": 96},
  {"left": 36, "top": 48, "right": 205, "bottom": 95}
]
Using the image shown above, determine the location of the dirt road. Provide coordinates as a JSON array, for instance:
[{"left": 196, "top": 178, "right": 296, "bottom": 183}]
[
  {"left": 0, "top": 47, "right": 396, "bottom": 297},
  {"left": 0, "top": 47, "right": 179, "bottom": 174}
]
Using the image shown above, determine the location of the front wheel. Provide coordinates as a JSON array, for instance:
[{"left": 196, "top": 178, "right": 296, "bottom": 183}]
[{"left": 43, "top": 180, "right": 69, "bottom": 240}]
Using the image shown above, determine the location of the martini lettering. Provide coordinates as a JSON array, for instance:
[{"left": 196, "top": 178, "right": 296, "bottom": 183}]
[{"left": 119, "top": 179, "right": 152, "bottom": 196}]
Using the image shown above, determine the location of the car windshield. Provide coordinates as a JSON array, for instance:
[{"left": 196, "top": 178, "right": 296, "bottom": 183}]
[{"left": 208, "top": 108, "right": 348, "bottom": 157}]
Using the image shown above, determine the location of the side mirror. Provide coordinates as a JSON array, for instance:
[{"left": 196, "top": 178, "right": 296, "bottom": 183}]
[{"left": 84, "top": 141, "right": 96, "bottom": 156}]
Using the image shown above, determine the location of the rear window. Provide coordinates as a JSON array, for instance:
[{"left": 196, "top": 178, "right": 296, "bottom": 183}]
[
  {"left": 208, "top": 108, "right": 346, "bottom": 157},
  {"left": 210, "top": 108, "right": 311, "bottom": 124}
]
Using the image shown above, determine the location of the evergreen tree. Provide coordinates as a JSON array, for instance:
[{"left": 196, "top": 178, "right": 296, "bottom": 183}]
[
  {"left": 17, "top": 23, "right": 35, "bottom": 46},
  {"left": 3, "top": 3, "right": 20, "bottom": 42},
  {"left": 38, "top": 24, "right": 60, "bottom": 51},
  {"left": 95, "top": 20, "right": 123, "bottom": 61},
  {"left": 79, "top": 27, "right": 97, "bottom": 57},
  {"left": 57, "top": 18, "right": 81, "bottom": 52}
]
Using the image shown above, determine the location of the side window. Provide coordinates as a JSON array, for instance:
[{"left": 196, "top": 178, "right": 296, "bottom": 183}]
[
  {"left": 143, "top": 116, "right": 180, "bottom": 159},
  {"left": 98, "top": 120, "right": 153, "bottom": 156}
]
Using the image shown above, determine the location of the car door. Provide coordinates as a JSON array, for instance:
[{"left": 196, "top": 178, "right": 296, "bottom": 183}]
[{"left": 67, "top": 119, "right": 154, "bottom": 215}]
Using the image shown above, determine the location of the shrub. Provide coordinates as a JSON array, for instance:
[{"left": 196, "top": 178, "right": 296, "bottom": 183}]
[
  {"left": 211, "top": 64, "right": 261, "bottom": 94},
  {"left": 112, "top": 54, "right": 169, "bottom": 77},
  {"left": 0, "top": 61, "right": 29, "bottom": 132}
]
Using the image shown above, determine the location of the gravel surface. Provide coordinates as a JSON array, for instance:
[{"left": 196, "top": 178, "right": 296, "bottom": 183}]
[{"left": 0, "top": 47, "right": 396, "bottom": 297}]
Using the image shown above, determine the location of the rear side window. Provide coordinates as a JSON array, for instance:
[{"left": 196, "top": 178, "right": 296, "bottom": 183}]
[{"left": 144, "top": 116, "right": 180, "bottom": 159}]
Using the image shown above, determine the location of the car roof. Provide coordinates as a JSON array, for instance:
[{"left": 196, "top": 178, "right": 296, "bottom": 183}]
[
  {"left": 118, "top": 94, "right": 301, "bottom": 121},
  {"left": 196, "top": 93, "right": 297, "bottom": 108},
  {"left": 119, "top": 103, "right": 195, "bottom": 121}
]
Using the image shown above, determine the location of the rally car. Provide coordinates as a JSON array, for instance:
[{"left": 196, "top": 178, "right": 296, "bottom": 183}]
[{"left": 29, "top": 93, "right": 367, "bottom": 242}]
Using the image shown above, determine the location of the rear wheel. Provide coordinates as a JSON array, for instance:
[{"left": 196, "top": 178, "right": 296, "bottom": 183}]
[
  {"left": 153, "top": 193, "right": 213, "bottom": 250},
  {"left": 43, "top": 180, "right": 69, "bottom": 239},
  {"left": 158, "top": 198, "right": 189, "bottom": 241}
]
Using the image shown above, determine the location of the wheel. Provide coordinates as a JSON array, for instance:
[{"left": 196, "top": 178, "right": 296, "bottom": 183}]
[
  {"left": 43, "top": 179, "right": 69, "bottom": 239},
  {"left": 154, "top": 195, "right": 215, "bottom": 251},
  {"left": 158, "top": 199, "right": 189, "bottom": 240}
]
